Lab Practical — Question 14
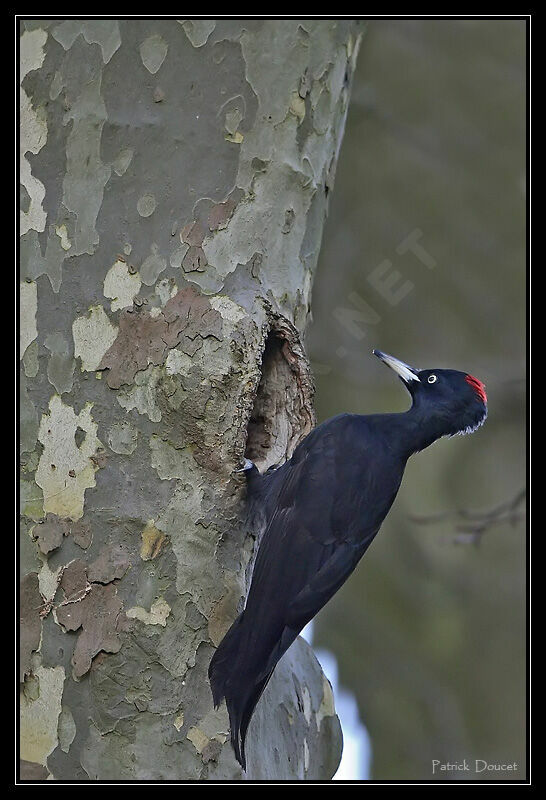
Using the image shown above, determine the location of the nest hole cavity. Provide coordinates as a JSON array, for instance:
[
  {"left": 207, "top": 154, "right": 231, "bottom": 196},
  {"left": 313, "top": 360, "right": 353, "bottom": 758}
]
[{"left": 244, "top": 326, "right": 315, "bottom": 473}]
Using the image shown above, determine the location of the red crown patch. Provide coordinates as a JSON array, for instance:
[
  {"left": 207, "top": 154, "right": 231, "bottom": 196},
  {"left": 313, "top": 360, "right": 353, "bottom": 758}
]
[{"left": 465, "top": 374, "right": 487, "bottom": 404}]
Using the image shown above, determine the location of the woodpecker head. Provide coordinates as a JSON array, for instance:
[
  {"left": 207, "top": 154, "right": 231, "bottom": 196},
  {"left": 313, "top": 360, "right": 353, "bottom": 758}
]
[{"left": 373, "top": 349, "right": 487, "bottom": 437}]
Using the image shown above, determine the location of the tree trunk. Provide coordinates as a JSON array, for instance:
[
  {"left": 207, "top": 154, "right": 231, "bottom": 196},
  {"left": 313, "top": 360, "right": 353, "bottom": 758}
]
[{"left": 19, "top": 18, "right": 362, "bottom": 781}]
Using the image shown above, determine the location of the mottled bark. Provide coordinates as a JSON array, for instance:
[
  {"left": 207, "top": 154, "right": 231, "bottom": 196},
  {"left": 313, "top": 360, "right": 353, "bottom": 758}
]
[{"left": 19, "top": 18, "right": 362, "bottom": 780}]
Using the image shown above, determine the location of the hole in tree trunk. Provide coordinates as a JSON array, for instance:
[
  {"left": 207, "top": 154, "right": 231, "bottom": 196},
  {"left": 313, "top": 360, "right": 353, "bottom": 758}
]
[{"left": 244, "top": 320, "right": 316, "bottom": 473}]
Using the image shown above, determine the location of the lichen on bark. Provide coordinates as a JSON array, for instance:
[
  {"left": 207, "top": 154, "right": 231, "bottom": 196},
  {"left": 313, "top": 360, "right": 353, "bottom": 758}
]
[{"left": 19, "top": 18, "right": 363, "bottom": 781}]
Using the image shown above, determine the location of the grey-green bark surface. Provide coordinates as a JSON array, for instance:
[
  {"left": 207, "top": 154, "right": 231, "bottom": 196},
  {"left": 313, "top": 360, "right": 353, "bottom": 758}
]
[{"left": 19, "top": 19, "right": 361, "bottom": 780}]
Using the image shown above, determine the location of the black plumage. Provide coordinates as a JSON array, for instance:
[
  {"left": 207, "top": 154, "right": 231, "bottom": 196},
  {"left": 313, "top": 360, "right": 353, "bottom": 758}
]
[{"left": 209, "top": 350, "right": 488, "bottom": 769}]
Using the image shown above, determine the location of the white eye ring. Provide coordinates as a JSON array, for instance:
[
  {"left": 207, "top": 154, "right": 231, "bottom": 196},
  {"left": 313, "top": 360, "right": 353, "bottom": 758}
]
[{"left": 428, "top": 374, "right": 437, "bottom": 384}]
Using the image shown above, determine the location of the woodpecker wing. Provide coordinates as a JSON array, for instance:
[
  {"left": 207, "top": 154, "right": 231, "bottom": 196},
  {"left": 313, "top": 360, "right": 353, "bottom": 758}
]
[{"left": 245, "top": 418, "right": 379, "bottom": 653}]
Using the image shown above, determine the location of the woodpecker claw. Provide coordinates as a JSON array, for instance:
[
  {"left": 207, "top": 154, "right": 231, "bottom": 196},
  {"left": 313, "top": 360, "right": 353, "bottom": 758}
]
[{"left": 235, "top": 458, "right": 255, "bottom": 473}]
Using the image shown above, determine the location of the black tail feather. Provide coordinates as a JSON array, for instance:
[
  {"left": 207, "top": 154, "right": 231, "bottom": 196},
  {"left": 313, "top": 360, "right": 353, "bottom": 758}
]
[
  {"left": 234, "top": 669, "right": 274, "bottom": 770},
  {"left": 208, "top": 612, "right": 280, "bottom": 771},
  {"left": 223, "top": 670, "right": 275, "bottom": 770}
]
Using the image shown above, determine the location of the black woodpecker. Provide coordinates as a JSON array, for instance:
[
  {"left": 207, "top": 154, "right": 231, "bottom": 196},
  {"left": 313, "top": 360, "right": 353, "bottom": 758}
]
[{"left": 208, "top": 349, "right": 488, "bottom": 770}]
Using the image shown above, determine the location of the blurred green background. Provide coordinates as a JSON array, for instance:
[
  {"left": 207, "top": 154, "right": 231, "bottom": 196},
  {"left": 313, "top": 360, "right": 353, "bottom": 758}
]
[{"left": 307, "top": 19, "right": 526, "bottom": 781}]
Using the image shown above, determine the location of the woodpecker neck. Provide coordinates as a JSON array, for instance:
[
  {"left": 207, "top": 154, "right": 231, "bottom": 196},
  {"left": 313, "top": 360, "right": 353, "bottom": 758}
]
[
  {"left": 367, "top": 411, "right": 447, "bottom": 462},
  {"left": 401, "top": 408, "right": 449, "bottom": 456},
  {"left": 400, "top": 393, "right": 485, "bottom": 456}
]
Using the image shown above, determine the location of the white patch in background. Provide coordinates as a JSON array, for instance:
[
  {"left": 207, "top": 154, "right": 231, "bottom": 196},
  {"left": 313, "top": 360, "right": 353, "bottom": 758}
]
[{"left": 302, "top": 621, "right": 372, "bottom": 780}]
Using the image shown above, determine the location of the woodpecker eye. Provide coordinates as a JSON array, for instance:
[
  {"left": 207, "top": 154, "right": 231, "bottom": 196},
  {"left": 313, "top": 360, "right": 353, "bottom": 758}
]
[{"left": 428, "top": 375, "right": 437, "bottom": 384}]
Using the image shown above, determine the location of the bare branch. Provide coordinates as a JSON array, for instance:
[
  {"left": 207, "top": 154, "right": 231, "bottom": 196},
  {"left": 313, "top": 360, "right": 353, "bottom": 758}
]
[{"left": 409, "top": 488, "right": 526, "bottom": 547}]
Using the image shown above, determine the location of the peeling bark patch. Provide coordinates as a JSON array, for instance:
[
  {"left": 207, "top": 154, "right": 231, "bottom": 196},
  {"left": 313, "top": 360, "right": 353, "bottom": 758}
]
[
  {"left": 74, "top": 426, "right": 86, "bottom": 448},
  {"left": 289, "top": 91, "right": 306, "bottom": 123},
  {"left": 103, "top": 259, "right": 141, "bottom": 311},
  {"left": 182, "top": 245, "right": 207, "bottom": 274},
  {"left": 165, "top": 348, "right": 193, "bottom": 375},
  {"left": 140, "top": 521, "right": 167, "bottom": 561},
  {"left": 72, "top": 305, "right": 118, "bottom": 372},
  {"left": 60, "top": 559, "right": 88, "bottom": 601},
  {"left": 100, "top": 311, "right": 171, "bottom": 389},
  {"left": 107, "top": 421, "right": 138, "bottom": 455},
  {"left": 112, "top": 147, "right": 134, "bottom": 176},
  {"left": 20, "top": 573, "right": 42, "bottom": 682},
  {"left": 35, "top": 396, "right": 102, "bottom": 521},
  {"left": 20, "top": 28, "right": 47, "bottom": 79},
  {"left": 56, "top": 558, "right": 130, "bottom": 677},
  {"left": 33, "top": 514, "right": 70, "bottom": 555},
  {"left": 38, "top": 560, "right": 63, "bottom": 609},
  {"left": 140, "top": 243, "right": 167, "bottom": 285},
  {"left": 116, "top": 365, "right": 163, "bottom": 422},
  {"left": 55, "top": 223, "right": 72, "bottom": 251},
  {"left": 87, "top": 544, "right": 131, "bottom": 584},
  {"left": 180, "top": 220, "right": 205, "bottom": 247},
  {"left": 223, "top": 98, "right": 245, "bottom": 143},
  {"left": 33, "top": 514, "right": 92, "bottom": 555},
  {"left": 20, "top": 183, "right": 31, "bottom": 213},
  {"left": 127, "top": 597, "right": 171, "bottom": 627},
  {"left": 52, "top": 19, "right": 121, "bottom": 64},
  {"left": 179, "top": 19, "right": 216, "bottom": 48},
  {"left": 316, "top": 674, "right": 336, "bottom": 728},
  {"left": 100, "top": 286, "right": 223, "bottom": 389},
  {"left": 71, "top": 518, "right": 93, "bottom": 550},
  {"left": 56, "top": 582, "right": 124, "bottom": 679},
  {"left": 137, "top": 193, "right": 157, "bottom": 218},
  {"left": 139, "top": 34, "right": 168, "bottom": 74},
  {"left": 225, "top": 130, "right": 243, "bottom": 145},
  {"left": 187, "top": 708, "right": 228, "bottom": 761},
  {"left": 163, "top": 286, "right": 223, "bottom": 344},
  {"left": 20, "top": 665, "right": 64, "bottom": 766},
  {"left": 174, "top": 711, "right": 185, "bottom": 731},
  {"left": 245, "top": 316, "right": 315, "bottom": 471},
  {"left": 224, "top": 104, "right": 244, "bottom": 137},
  {"left": 207, "top": 191, "right": 242, "bottom": 232},
  {"left": 58, "top": 706, "right": 77, "bottom": 753},
  {"left": 22, "top": 339, "right": 39, "bottom": 378}
]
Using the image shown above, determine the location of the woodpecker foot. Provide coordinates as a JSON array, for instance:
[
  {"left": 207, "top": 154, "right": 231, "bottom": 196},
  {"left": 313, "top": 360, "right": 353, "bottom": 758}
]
[{"left": 235, "top": 458, "right": 255, "bottom": 473}]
